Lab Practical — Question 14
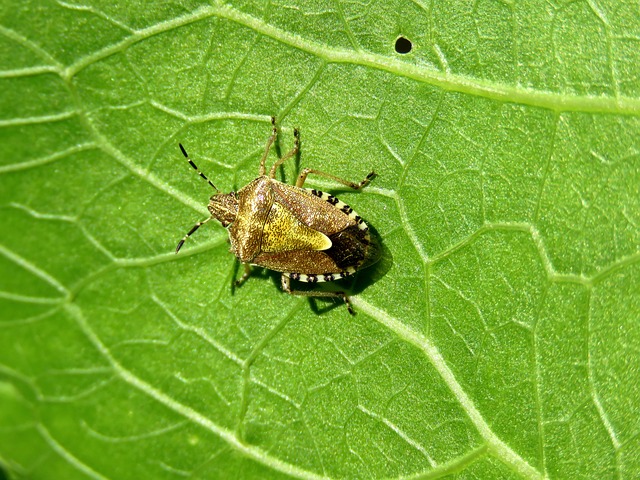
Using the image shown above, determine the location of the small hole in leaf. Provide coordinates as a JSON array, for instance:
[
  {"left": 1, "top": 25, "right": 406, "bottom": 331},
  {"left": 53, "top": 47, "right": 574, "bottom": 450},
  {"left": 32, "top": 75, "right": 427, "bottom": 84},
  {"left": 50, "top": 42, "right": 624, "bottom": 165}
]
[{"left": 395, "top": 36, "right": 412, "bottom": 54}]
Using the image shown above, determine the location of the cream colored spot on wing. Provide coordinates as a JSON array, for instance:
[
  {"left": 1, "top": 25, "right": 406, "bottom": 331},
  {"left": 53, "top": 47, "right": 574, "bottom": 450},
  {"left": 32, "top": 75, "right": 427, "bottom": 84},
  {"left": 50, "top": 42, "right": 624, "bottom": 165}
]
[{"left": 261, "top": 202, "right": 332, "bottom": 253}]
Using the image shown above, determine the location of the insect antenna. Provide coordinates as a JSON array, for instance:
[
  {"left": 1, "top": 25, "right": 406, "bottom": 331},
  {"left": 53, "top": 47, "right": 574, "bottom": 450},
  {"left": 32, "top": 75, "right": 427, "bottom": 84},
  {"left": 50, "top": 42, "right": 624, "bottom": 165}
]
[
  {"left": 176, "top": 217, "right": 213, "bottom": 253},
  {"left": 179, "top": 143, "right": 219, "bottom": 192}
]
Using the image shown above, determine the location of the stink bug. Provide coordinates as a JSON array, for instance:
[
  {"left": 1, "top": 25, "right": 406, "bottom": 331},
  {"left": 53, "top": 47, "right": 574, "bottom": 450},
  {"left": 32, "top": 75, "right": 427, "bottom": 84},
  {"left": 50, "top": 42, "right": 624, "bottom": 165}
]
[{"left": 176, "top": 117, "right": 377, "bottom": 314}]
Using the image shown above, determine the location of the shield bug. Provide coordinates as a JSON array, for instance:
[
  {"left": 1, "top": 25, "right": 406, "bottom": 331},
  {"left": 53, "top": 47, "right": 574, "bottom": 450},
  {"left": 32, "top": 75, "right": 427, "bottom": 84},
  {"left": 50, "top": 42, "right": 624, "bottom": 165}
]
[{"left": 175, "top": 117, "right": 377, "bottom": 314}]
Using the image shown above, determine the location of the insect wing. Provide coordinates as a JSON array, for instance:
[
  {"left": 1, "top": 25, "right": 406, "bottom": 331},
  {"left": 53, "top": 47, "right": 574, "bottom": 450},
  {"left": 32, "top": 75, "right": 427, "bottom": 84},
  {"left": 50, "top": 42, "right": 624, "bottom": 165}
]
[{"left": 270, "top": 181, "right": 354, "bottom": 235}]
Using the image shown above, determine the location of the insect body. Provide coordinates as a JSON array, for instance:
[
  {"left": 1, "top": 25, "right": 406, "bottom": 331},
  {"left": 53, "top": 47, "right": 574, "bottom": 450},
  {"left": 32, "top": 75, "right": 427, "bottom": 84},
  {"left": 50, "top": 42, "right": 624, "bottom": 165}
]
[{"left": 176, "top": 118, "right": 377, "bottom": 314}]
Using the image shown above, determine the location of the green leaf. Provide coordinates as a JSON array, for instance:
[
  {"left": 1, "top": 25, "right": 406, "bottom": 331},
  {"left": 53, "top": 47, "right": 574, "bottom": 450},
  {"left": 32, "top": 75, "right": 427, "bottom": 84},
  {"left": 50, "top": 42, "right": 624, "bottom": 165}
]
[{"left": 1, "top": 1, "right": 638, "bottom": 479}]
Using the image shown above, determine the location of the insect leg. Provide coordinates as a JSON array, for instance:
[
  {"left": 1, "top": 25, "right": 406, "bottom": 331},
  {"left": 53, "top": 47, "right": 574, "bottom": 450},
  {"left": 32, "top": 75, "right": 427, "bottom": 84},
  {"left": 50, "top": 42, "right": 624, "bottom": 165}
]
[
  {"left": 296, "top": 168, "right": 376, "bottom": 190},
  {"left": 235, "top": 263, "right": 252, "bottom": 286},
  {"left": 175, "top": 217, "right": 212, "bottom": 253},
  {"left": 260, "top": 116, "right": 278, "bottom": 176},
  {"left": 269, "top": 127, "right": 300, "bottom": 178},
  {"left": 281, "top": 274, "right": 355, "bottom": 315}
]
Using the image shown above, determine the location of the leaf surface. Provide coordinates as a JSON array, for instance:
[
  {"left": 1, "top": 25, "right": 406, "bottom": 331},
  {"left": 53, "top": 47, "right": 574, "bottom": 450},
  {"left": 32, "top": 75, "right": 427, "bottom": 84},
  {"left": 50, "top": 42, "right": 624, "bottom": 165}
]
[{"left": 1, "top": 1, "right": 639, "bottom": 479}]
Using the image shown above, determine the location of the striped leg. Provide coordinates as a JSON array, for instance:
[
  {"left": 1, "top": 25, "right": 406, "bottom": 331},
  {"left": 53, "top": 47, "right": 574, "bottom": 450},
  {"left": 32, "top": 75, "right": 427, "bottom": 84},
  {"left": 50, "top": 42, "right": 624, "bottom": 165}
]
[
  {"left": 235, "top": 263, "right": 252, "bottom": 286},
  {"left": 259, "top": 116, "right": 278, "bottom": 176},
  {"left": 281, "top": 274, "right": 355, "bottom": 315},
  {"left": 296, "top": 168, "right": 375, "bottom": 190},
  {"left": 269, "top": 127, "right": 300, "bottom": 178}
]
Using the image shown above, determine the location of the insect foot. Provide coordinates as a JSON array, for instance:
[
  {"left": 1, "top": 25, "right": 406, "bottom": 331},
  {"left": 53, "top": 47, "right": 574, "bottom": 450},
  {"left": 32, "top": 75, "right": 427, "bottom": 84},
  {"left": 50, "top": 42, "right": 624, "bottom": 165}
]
[{"left": 176, "top": 119, "right": 378, "bottom": 315}]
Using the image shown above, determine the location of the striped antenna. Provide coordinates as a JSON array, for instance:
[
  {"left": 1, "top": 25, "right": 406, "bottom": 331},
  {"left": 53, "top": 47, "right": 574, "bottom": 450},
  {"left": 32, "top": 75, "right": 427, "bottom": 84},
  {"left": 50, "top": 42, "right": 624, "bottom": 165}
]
[
  {"left": 176, "top": 217, "right": 212, "bottom": 253},
  {"left": 179, "top": 143, "right": 218, "bottom": 192}
]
